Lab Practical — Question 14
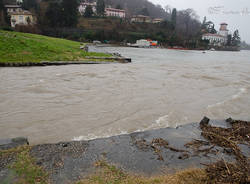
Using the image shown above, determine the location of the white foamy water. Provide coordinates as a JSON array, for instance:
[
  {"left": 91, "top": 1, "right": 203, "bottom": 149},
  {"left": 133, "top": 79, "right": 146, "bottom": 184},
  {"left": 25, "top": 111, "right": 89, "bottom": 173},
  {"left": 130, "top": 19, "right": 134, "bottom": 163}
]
[
  {"left": 207, "top": 87, "right": 248, "bottom": 108},
  {"left": 0, "top": 48, "right": 250, "bottom": 144},
  {"left": 232, "top": 88, "right": 247, "bottom": 99}
]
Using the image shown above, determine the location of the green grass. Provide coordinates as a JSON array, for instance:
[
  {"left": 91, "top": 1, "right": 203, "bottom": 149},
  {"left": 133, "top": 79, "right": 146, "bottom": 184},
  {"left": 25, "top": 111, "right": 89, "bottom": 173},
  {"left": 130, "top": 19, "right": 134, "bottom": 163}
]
[
  {"left": 0, "top": 146, "right": 48, "bottom": 184},
  {"left": 77, "top": 160, "right": 208, "bottom": 184},
  {"left": 0, "top": 30, "right": 111, "bottom": 63}
]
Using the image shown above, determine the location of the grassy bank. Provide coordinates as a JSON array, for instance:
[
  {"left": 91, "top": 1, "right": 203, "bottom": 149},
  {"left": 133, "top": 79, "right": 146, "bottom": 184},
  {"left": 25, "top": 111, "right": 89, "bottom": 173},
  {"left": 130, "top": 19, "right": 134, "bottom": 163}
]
[
  {"left": 0, "top": 145, "right": 248, "bottom": 184},
  {"left": 0, "top": 147, "right": 207, "bottom": 184},
  {"left": 0, "top": 146, "right": 48, "bottom": 184},
  {"left": 78, "top": 160, "right": 207, "bottom": 184},
  {"left": 0, "top": 30, "right": 111, "bottom": 63},
  {"left": 1, "top": 118, "right": 248, "bottom": 183}
]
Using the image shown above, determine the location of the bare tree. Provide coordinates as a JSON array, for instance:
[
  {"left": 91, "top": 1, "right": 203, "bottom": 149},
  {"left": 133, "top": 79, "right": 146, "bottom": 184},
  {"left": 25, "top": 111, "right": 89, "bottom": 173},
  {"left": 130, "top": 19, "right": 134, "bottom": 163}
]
[{"left": 176, "top": 9, "right": 200, "bottom": 38}]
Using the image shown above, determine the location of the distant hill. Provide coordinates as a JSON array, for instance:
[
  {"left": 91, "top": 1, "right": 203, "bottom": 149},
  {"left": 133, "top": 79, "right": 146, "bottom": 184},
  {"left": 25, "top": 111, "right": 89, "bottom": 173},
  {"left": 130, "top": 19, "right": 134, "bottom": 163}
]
[
  {"left": 241, "top": 41, "right": 250, "bottom": 50},
  {"left": 4, "top": 0, "right": 169, "bottom": 19}
]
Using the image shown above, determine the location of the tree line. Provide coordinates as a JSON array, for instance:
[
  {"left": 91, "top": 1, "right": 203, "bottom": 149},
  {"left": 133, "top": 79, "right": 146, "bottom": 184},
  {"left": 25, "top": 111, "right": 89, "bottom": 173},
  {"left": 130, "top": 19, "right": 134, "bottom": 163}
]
[{"left": 0, "top": 0, "right": 242, "bottom": 48}]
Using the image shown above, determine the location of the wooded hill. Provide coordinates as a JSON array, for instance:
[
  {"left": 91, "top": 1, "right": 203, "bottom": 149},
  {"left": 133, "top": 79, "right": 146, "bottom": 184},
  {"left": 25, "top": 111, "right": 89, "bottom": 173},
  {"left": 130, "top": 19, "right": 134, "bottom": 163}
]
[{"left": 1, "top": 0, "right": 210, "bottom": 48}]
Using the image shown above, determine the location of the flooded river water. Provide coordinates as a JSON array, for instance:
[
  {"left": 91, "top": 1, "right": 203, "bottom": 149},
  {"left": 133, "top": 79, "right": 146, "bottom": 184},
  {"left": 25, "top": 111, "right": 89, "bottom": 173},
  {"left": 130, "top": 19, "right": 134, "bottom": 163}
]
[{"left": 1, "top": 47, "right": 250, "bottom": 144}]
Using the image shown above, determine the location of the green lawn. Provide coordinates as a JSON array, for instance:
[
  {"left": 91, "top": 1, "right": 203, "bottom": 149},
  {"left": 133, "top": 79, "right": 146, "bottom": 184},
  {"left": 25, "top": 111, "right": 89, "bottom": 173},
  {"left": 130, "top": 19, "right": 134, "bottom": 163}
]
[{"left": 0, "top": 30, "right": 111, "bottom": 63}]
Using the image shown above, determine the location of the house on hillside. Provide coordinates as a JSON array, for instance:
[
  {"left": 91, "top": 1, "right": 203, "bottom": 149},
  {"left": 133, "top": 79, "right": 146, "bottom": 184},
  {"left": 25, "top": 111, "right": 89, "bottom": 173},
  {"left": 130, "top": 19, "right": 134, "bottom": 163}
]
[
  {"left": 4, "top": 5, "right": 22, "bottom": 13},
  {"left": 78, "top": 2, "right": 97, "bottom": 15},
  {"left": 202, "top": 33, "right": 227, "bottom": 46},
  {"left": 105, "top": 8, "right": 125, "bottom": 18},
  {"left": 131, "top": 15, "right": 151, "bottom": 23},
  {"left": 202, "top": 23, "right": 229, "bottom": 47},
  {"left": 10, "top": 10, "right": 36, "bottom": 27},
  {"left": 152, "top": 18, "right": 163, "bottom": 24}
]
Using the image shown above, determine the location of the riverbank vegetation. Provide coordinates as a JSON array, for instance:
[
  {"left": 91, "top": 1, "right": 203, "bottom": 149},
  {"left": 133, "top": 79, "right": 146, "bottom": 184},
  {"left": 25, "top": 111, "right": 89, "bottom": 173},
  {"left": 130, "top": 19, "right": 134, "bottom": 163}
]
[
  {"left": 1, "top": 146, "right": 206, "bottom": 184},
  {"left": 78, "top": 160, "right": 207, "bottom": 184},
  {"left": 0, "top": 30, "right": 111, "bottom": 63},
  {"left": 0, "top": 146, "right": 48, "bottom": 184},
  {"left": 1, "top": 118, "right": 249, "bottom": 184}
]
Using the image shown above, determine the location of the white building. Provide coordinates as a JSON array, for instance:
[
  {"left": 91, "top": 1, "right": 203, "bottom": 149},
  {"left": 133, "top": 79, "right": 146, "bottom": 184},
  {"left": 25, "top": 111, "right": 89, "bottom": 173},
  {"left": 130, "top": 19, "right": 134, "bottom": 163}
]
[
  {"left": 131, "top": 15, "right": 151, "bottom": 23},
  {"left": 202, "top": 33, "right": 227, "bottom": 46},
  {"left": 219, "top": 23, "right": 229, "bottom": 37},
  {"left": 105, "top": 8, "right": 125, "bottom": 18},
  {"left": 10, "top": 10, "right": 36, "bottom": 28},
  {"left": 152, "top": 18, "right": 163, "bottom": 24},
  {"left": 202, "top": 23, "right": 229, "bottom": 47},
  {"left": 4, "top": 5, "right": 22, "bottom": 13},
  {"left": 78, "top": 2, "right": 97, "bottom": 15}
]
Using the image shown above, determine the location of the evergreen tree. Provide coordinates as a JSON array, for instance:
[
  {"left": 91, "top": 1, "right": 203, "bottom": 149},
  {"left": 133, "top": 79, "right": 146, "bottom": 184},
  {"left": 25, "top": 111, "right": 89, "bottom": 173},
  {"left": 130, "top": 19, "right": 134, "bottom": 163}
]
[
  {"left": 202, "top": 16, "right": 206, "bottom": 25},
  {"left": 0, "top": 0, "right": 3, "bottom": 11},
  {"left": 232, "top": 30, "right": 241, "bottom": 46},
  {"left": 0, "top": 0, "right": 10, "bottom": 26},
  {"left": 45, "top": 1, "right": 62, "bottom": 27},
  {"left": 84, "top": 5, "right": 93, "bottom": 18},
  {"left": 226, "top": 34, "right": 232, "bottom": 46},
  {"left": 96, "top": 0, "right": 105, "bottom": 16},
  {"left": 61, "top": 0, "right": 79, "bottom": 27},
  {"left": 26, "top": 16, "right": 31, "bottom": 25},
  {"left": 140, "top": 7, "right": 149, "bottom": 16},
  {"left": 0, "top": 0, "right": 4, "bottom": 25},
  {"left": 22, "top": 0, "right": 38, "bottom": 11},
  {"left": 116, "top": 4, "right": 122, "bottom": 10},
  {"left": 201, "top": 16, "right": 207, "bottom": 30},
  {"left": 171, "top": 8, "right": 177, "bottom": 29}
]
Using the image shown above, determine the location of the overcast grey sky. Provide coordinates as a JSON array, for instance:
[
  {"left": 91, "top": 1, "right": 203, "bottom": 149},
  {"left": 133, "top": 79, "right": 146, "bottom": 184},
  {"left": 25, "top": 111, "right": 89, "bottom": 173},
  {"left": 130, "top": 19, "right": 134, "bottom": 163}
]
[{"left": 150, "top": 0, "right": 250, "bottom": 43}]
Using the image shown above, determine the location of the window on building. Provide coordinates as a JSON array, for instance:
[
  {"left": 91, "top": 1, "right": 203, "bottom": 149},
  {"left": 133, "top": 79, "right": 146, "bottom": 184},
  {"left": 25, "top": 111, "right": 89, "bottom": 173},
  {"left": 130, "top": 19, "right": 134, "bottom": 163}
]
[{"left": 19, "top": 15, "right": 23, "bottom": 22}]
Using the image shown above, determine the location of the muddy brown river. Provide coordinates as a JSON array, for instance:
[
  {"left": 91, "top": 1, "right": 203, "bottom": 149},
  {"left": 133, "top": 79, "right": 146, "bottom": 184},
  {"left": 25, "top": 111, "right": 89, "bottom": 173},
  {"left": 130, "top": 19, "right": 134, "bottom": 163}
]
[{"left": 0, "top": 47, "right": 250, "bottom": 144}]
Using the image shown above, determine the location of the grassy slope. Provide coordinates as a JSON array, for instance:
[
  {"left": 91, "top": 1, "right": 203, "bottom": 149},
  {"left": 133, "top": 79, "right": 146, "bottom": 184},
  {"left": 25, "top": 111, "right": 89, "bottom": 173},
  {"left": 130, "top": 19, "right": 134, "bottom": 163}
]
[
  {"left": 0, "top": 30, "right": 110, "bottom": 63},
  {"left": 78, "top": 160, "right": 208, "bottom": 184}
]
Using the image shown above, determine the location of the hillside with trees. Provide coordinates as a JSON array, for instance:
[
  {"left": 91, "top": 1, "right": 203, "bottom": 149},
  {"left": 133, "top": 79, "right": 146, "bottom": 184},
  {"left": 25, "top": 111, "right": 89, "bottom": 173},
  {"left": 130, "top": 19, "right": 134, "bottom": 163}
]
[
  {"left": 1, "top": 0, "right": 211, "bottom": 49},
  {"left": 104, "top": 0, "right": 168, "bottom": 18}
]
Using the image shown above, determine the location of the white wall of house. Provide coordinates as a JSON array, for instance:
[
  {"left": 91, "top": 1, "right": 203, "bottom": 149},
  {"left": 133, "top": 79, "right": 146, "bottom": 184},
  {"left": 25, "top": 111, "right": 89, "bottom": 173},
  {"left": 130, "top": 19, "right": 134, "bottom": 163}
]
[
  {"left": 5, "top": 5, "right": 22, "bottom": 13},
  {"left": 105, "top": 8, "right": 125, "bottom": 18},
  {"left": 202, "top": 34, "right": 227, "bottom": 46},
  {"left": 78, "top": 2, "right": 96, "bottom": 15},
  {"left": 131, "top": 15, "right": 151, "bottom": 23},
  {"left": 10, "top": 12, "right": 35, "bottom": 27},
  {"left": 219, "top": 30, "right": 228, "bottom": 37}
]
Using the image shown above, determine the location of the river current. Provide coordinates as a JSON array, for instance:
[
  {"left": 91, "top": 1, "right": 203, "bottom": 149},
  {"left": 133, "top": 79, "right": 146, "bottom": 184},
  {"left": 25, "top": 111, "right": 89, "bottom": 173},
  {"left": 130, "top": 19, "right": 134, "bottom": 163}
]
[{"left": 0, "top": 47, "right": 250, "bottom": 144}]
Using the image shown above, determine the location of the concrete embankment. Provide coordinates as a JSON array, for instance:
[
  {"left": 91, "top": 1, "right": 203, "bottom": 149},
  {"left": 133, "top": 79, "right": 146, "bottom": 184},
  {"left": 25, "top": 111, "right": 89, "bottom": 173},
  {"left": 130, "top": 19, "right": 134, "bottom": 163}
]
[
  {"left": 0, "top": 57, "right": 131, "bottom": 67},
  {"left": 0, "top": 117, "right": 249, "bottom": 184}
]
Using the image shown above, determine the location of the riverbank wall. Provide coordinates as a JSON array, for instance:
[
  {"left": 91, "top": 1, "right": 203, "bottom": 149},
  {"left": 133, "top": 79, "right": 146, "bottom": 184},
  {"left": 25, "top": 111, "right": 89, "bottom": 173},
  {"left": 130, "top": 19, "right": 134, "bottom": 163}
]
[{"left": 0, "top": 57, "right": 131, "bottom": 67}]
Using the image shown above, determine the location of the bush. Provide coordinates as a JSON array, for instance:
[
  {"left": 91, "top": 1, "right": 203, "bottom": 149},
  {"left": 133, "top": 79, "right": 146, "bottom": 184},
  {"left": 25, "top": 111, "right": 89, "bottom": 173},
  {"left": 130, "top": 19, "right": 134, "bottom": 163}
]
[
  {"left": 0, "top": 26, "right": 14, "bottom": 31},
  {"left": 15, "top": 25, "right": 41, "bottom": 34}
]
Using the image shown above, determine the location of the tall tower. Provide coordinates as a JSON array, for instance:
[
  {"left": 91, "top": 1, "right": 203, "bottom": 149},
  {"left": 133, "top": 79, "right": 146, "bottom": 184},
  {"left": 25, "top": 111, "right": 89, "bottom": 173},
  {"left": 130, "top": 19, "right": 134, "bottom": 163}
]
[{"left": 219, "top": 23, "right": 229, "bottom": 37}]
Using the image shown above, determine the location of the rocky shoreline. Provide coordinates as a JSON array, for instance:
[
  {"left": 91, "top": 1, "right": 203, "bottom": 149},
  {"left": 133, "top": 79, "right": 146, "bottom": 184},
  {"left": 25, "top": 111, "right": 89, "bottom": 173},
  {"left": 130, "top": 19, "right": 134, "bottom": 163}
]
[
  {"left": 0, "top": 57, "right": 131, "bottom": 67},
  {"left": 0, "top": 117, "right": 249, "bottom": 183}
]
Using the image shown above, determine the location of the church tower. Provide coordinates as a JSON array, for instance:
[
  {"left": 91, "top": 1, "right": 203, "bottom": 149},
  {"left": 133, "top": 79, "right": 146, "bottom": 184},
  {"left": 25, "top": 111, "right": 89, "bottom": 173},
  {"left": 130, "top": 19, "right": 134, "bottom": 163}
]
[{"left": 219, "top": 23, "right": 229, "bottom": 37}]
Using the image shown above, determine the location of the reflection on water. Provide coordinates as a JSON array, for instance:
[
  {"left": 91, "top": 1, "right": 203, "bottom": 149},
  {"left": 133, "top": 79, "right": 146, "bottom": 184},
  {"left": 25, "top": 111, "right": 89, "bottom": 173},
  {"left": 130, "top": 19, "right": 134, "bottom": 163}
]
[{"left": 0, "top": 48, "right": 250, "bottom": 144}]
